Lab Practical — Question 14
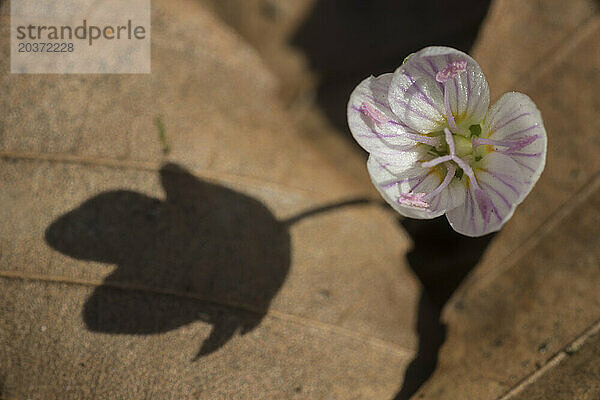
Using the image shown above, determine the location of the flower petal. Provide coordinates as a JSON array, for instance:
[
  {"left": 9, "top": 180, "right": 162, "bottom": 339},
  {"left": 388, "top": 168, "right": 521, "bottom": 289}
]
[
  {"left": 367, "top": 156, "right": 465, "bottom": 219},
  {"left": 446, "top": 152, "right": 534, "bottom": 236},
  {"left": 389, "top": 46, "right": 490, "bottom": 132},
  {"left": 483, "top": 92, "right": 547, "bottom": 187},
  {"left": 348, "top": 73, "right": 430, "bottom": 173}
]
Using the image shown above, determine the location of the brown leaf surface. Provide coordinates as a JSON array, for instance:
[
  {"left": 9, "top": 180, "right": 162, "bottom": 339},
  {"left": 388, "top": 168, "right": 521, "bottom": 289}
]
[
  {"left": 2, "top": 0, "right": 599, "bottom": 398},
  {"left": 0, "top": 0, "right": 420, "bottom": 398}
]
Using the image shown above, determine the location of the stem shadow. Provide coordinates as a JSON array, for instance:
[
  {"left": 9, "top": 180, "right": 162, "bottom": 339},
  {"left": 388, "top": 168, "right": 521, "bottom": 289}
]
[{"left": 394, "top": 217, "right": 495, "bottom": 400}]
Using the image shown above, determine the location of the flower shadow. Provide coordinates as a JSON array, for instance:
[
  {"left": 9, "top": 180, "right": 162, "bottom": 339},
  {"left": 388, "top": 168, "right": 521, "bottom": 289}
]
[
  {"left": 45, "top": 162, "right": 372, "bottom": 361},
  {"left": 45, "top": 163, "right": 291, "bottom": 360}
]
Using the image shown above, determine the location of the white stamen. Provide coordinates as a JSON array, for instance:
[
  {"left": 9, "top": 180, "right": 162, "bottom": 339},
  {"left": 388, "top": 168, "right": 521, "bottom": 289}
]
[
  {"left": 423, "top": 163, "right": 457, "bottom": 201},
  {"left": 472, "top": 135, "right": 538, "bottom": 152},
  {"left": 443, "top": 83, "right": 459, "bottom": 133},
  {"left": 436, "top": 60, "right": 467, "bottom": 134},
  {"left": 435, "top": 60, "right": 468, "bottom": 83},
  {"left": 359, "top": 102, "right": 386, "bottom": 127},
  {"left": 398, "top": 192, "right": 429, "bottom": 208}
]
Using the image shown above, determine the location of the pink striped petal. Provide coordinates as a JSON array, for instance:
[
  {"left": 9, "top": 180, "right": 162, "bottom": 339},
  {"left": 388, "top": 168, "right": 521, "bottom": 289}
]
[
  {"left": 389, "top": 46, "right": 490, "bottom": 133},
  {"left": 483, "top": 92, "right": 547, "bottom": 187},
  {"left": 367, "top": 156, "right": 465, "bottom": 219},
  {"left": 446, "top": 152, "right": 533, "bottom": 236},
  {"left": 348, "top": 73, "right": 430, "bottom": 174}
]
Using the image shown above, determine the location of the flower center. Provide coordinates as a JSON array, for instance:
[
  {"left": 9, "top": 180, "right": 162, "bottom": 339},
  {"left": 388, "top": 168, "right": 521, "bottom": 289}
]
[
  {"left": 400, "top": 58, "right": 519, "bottom": 222},
  {"left": 454, "top": 135, "right": 473, "bottom": 157},
  {"left": 415, "top": 127, "right": 493, "bottom": 222},
  {"left": 422, "top": 128, "right": 477, "bottom": 170},
  {"left": 425, "top": 126, "right": 482, "bottom": 169}
]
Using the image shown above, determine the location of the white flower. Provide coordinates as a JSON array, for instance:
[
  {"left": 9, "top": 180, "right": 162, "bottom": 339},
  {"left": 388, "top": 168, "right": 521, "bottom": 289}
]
[{"left": 347, "top": 46, "right": 547, "bottom": 237}]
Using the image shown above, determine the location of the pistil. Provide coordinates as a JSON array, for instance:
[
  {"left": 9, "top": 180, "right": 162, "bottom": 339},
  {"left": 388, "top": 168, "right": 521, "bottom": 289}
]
[{"left": 421, "top": 128, "right": 457, "bottom": 168}]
